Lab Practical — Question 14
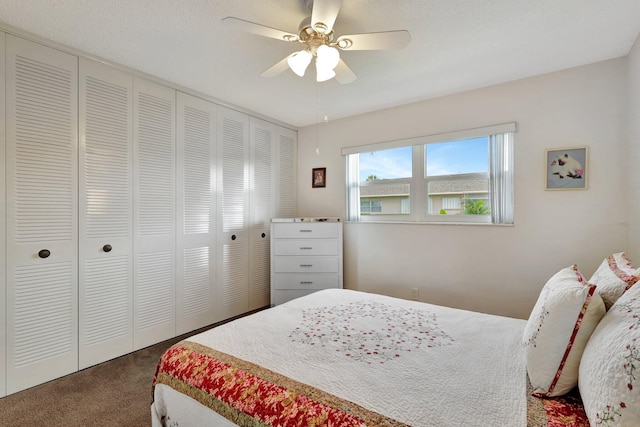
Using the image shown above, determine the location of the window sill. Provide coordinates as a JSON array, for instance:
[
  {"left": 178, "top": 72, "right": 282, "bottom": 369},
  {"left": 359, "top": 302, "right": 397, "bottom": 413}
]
[{"left": 345, "top": 220, "right": 514, "bottom": 227}]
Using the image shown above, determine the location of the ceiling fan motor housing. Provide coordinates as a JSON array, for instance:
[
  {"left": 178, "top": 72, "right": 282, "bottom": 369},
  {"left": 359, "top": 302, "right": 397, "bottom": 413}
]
[{"left": 297, "top": 16, "right": 337, "bottom": 55}]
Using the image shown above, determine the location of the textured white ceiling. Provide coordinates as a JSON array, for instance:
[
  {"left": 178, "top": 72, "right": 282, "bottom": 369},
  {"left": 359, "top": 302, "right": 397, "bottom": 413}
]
[{"left": 1, "top": 0, "right": 639, "bottom": 127}]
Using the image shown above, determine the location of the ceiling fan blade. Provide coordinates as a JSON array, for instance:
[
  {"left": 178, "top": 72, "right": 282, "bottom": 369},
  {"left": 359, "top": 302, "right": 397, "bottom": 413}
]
[
  {"left": 311, "top": 0, "right": 342, "bottom": 34},
  {"left": 336, "top": 30, "right": 411, "bottom": 50},
  {"left": 334, "top": 59, "right": 357, "bottom": 84},
  {"left": 222, "top": 17, "right": 299, "bottom": 42},
  {"left": 260, "top": 54, "right": 294, "bottom": 78}
]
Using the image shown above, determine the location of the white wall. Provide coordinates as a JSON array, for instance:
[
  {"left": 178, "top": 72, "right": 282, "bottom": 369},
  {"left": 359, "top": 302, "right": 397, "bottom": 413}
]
[
  {"left": 297, "top": 58, "right": 629, "bottom": 319},
  {"left": 628, "top": 35, "right": 640, "bottom": 261}
]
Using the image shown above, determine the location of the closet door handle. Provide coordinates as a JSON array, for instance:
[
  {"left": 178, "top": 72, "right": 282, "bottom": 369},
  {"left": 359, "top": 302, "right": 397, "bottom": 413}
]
[
  {"left": 103, "top": 244, "right": 112, "bottom": 253},
  {"left": 231, "top": 234, "right": 237, "bottom": 241},
  {"left": 261, "top": 233, "right": 266, "bottom": 238},
  {"left": 38, "top": 249, "right": 51, "bottom": 259}
]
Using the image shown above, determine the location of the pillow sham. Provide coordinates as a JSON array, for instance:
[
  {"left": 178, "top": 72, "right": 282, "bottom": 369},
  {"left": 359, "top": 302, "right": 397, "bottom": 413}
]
[
  {"left": 589, "top": 252, "right": 639, "bottom": 310},
  {"left": 579, "top": 282, "right": 640, "bottom": 426},
  {"left": 523, "top": 265, "right": 606, "bottom": 397}
]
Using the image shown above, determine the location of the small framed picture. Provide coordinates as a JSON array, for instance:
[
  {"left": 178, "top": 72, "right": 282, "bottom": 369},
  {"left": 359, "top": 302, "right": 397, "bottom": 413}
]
[
  {"left": 312, "top": 167, "right": 326, "bottom": 188},
  {"left": 545, "top": 147, "right": 588, "bottom": 190}
]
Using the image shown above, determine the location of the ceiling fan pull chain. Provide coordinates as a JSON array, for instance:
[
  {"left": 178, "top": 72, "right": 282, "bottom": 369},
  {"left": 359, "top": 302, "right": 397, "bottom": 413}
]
[
  {"left": 323, "top": 81, "right": 329, "bottom": 123},
  {"left": 315, "top": 81, "right": 320, "bottom": 155}
]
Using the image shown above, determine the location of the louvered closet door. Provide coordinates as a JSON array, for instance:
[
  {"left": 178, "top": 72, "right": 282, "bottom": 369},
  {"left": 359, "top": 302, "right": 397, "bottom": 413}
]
[
  {"left": 5, "top": 35, "right": 79, "bottom": 394},
  {"left": 133, "top": 78, "right": 176, "bottom": 350},
  {"left": 78, "top": 59, "right": 133, "bottom": 368},
  {"left": 217, "top": 107, "right": 249, "bottom": 319},
  {"left": 176, "top": 92, "right": 217, "bottom": 334},
  {"left": 248, "top": 118, "right": 274, "bottom": 310},
  {"left": 0, "top": 31, "right": 6, "bottom": 398},
  {"left": 275, "top": 126, "right": 298, "bottom": 218}
]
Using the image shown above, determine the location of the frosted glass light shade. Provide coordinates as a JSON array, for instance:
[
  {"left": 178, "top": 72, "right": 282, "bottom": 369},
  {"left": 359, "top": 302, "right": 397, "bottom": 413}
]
[
  {"left": 315, "top": 45, "right": 340, "bottom": 82},
  {"left": 316, "top": 62, "right": 336, "bottom": 82},
  {"left": 287, "top": 50, "right": 312, "bottom": 76},
  {"left": 316, "top": 45, "right": 340, "bottom": 70}
]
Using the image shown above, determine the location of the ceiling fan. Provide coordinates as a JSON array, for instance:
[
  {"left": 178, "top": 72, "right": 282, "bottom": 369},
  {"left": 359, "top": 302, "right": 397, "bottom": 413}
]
[{"left": 222, "top": 0, "right": 411, "bottom": 84}]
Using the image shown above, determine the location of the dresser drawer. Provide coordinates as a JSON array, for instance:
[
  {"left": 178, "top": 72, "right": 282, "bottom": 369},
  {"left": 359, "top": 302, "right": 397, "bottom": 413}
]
[
  {"left": 271, "top": 219, "right": 343, "bottom": 306},
  {"left": 272, "top": 222, "right": 340, "bottom": 239},
  {"left": 273, "top": 256, "right": 339, "bottom": 273},
  {"left": 273, "top": 273, "right": 340, "bottom": 290},
  {"left": 273, "top": 239, "right": 339, "bottom": 256}
]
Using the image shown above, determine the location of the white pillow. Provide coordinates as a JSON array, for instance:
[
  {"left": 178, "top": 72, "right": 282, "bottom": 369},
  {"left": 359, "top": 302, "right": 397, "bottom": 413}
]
[
  {"left": 589, "top": 252, "right": 639, "bottom": 310},
  {"left": 579, "top": 283, "right": 640, "bottom": 426},
  {"left": 523, "top": 265, "right": 606, "bottom": 397}
]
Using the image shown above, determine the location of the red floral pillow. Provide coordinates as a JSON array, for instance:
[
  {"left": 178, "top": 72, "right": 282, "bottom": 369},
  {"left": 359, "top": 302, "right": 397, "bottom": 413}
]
[{"left": 589, "top": 252, "right": 639, "bottom": 310}]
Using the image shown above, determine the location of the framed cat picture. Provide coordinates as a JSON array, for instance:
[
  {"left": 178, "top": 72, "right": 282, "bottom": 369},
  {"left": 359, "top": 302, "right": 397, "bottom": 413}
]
[{"left": 545, "top": 147, "right": 588, "bottom": 190}]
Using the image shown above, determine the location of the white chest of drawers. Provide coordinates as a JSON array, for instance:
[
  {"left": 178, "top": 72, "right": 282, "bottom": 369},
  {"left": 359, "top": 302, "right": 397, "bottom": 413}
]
[{"left": 270, "top": 219, "right": 343, "bottom": 306}]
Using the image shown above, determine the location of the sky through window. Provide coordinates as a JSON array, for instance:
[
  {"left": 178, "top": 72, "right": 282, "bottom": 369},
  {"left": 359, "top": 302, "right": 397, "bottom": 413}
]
[{"left": 358, "top": 137, "right": 488, "bottom": 181}]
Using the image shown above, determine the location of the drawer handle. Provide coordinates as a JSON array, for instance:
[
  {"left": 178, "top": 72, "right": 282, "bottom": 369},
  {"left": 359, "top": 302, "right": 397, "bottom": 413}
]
[
  {"left": 300, "top": 264, "right": 313, "bottom": 267},
  {"left": 300, "top": 281, "right": 314, "bottom": 285},
  {"left": 38, "top": 249, "right": 51, "bottom": 259},
  {"left": 300, "top": 247, "right": 313, "bottom": 250},
  {"left": 299, "top": 229, "right": 312, "bottom": 232},
  {"left": 103, "top": 244, "right": 112, "bottom": 253}
]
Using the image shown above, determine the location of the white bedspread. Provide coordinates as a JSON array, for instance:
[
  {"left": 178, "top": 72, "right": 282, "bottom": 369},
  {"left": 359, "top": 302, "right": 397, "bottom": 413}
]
[{"left": 153, "top": 289, "right": 528, "bottom": 426}]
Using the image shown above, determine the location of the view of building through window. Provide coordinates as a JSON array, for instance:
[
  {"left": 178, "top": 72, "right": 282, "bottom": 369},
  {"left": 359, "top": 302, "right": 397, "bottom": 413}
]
[
  {"left": 358, "top": 137, "right": 490, "bottom": 217},
  {"left": 359, "top": 146, "right": 411, "bottom": 215}
]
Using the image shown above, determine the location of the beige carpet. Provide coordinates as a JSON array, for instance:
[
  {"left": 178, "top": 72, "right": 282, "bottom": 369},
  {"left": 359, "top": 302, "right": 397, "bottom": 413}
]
[{"left": 0, "top": 328, "right": 212, "bottom": 426}]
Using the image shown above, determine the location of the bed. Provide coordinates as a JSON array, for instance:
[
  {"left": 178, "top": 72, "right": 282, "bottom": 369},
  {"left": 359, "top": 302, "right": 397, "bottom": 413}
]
[{"left": 152, "top": 287, "right": 603, "bottom": 426}]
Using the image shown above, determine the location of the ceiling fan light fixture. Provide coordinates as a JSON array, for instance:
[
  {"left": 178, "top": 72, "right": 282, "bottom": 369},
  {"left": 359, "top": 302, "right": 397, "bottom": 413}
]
[
  {"left": 287, "top": 49, "right": 312, "bottom": 76},
  {"left": 316, "top": 45, "right": 340, "bottom": 70},
  {"left": 316, "top": 61, "right": 336, "bottom": 82}
]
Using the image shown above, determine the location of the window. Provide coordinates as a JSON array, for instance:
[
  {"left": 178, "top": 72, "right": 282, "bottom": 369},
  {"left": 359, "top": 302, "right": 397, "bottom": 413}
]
[
  {"left": 358, "top": 147, "right": 412, "bottom": 217},
  {"left": 441, "top": 196, "right": 462, "bottom": 211},
  {"left": 425, "top": 136, "right": 489, "bottom": 219},
  {"left": 400, "top": 197, "right": 410, "bottom": 214},
  {"left": 360, "top": 200, "right": 382, "bottom": 213},
  {"left": 344, "top": 123, "right": 515, "bottom": 224}
]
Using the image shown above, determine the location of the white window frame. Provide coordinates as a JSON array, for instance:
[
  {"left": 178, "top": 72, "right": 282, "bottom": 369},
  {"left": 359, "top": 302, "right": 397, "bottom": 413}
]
[{"left": 343, "top": 123, "right": 515, "bottom": 225}]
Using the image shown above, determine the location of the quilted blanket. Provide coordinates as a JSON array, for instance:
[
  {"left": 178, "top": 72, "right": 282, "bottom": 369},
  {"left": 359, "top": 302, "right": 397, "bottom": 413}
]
[
  {"left": 154, "top": 341, "right": 408, "bottom": 426},
  {"left": 152, "top": 289, "right": 588, "bottom": 426}
]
